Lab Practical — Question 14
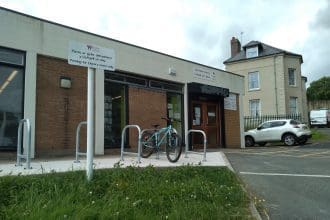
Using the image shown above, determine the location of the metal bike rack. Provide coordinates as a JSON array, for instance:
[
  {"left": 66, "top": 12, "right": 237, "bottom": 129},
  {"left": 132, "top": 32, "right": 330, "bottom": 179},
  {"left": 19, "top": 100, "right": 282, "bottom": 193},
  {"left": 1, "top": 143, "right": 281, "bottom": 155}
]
[
  {"left": 74, "top": 121, "right": 87, "bottom": 163},
  {"left": 185, "top": 129, "right": 207, "bottom": 162},
  {"left": 16, "top": 119, "right": 32, "bottom": 169},
  {"left": 120, "top": 125, "right": 142, "bottom": 163}
]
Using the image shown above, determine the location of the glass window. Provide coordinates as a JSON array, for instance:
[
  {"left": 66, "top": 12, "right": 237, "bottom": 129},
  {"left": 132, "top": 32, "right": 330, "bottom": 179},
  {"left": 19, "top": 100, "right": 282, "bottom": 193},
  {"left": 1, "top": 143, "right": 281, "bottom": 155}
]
[
  {"left": 104, "top": 82, "right": 127, "bottom": 148},
  {"left": 192, "top": 104, "right": 202, "bottom": 126},
  {"left": 248, "top": 71, "right": 260, "bottom": 90},
  {"left": 167, "top": 93, "right": 183, "bottom": 137},
  {"left": 288, "top": 68, "right": 296, "bottom": 86},
  {"left": 260, "top": 122, "right": 271, "bottom": 129},
  {"left": 271, "top": 121, "right": 286, "bottom": 127},
  {"left": 163, "top": 83, "right": 183, "bottom": 93},
  {"left": 0, "top": 48, "right": 25, "bottom": 66},
  {"left": 105, "top": 71, "right": 183, "bottom": 93},
  {"left": 289, "top": 97, "right": 297, "bottom": 114},
  {"left": 249, "top": 99, "right": 260, "bottom": 117},
  {"left": 207, "top": 105, "right": 216, "bottom": 125},
  {"left": 149, "top": 80, "right": 163, "bottom": 89},
  {"left": 106, "top": 73, "right": 125, "bottom": 82},
  {"left": 0, "top": 66, "right": 24, "bottom": 149},
  {"left": 246, "top": 47, "right": 258, "bottom": 58},
  {"left": 126, "top": 76, "right": 147, "bottom": 86}
]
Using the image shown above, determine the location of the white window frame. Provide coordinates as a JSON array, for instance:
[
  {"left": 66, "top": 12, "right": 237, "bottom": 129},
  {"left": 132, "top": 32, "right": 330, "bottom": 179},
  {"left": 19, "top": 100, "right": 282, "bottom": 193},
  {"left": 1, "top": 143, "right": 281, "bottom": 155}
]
[
  {"left": 288, "top": 68, "right": 296, "bottom": 86},
  {"left": 246, "top": 47, "right": 258, "bottom": 58},
  {"left": 289, "top": 97, "right": 298, "bottom": 114},
  {"left": 249, "top": 99, "right": 261, "bottom": 117},
  {"left": 248, "top": 71, "right": 260, "bottom": 91}
]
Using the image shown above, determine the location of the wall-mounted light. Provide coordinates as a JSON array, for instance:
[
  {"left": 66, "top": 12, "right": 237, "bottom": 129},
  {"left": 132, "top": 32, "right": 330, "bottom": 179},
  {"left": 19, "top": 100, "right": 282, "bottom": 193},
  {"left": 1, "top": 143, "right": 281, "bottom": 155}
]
[
  {"left": 60, "top": 76, "right": 72, "bottom": 89},
  {"left": 169, "top": 68, "right": 176, "bottom": 76}
]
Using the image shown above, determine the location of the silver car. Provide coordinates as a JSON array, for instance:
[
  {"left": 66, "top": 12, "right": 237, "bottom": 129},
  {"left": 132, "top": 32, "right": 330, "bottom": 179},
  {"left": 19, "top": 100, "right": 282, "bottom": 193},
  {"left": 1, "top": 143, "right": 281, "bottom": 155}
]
[{"left": 245, "top": 119, "right": 312, "bottom": 147}]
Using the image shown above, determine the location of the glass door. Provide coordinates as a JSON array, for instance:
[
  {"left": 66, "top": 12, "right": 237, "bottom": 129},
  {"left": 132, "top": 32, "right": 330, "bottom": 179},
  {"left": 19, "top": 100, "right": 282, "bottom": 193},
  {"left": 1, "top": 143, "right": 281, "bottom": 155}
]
[
  {"left": 0, "top": 48, "right": 25, "bottom": 150},
  {"left": 104, "top": 82, "right": 127, "bottom": 148},
  {"left": 167, "top": 93, "right": 183, "bottom": 137}
]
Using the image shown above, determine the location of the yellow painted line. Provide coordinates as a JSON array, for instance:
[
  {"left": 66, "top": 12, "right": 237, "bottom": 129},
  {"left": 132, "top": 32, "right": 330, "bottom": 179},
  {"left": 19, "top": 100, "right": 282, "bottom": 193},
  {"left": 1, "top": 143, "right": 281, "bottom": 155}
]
[
  {"left": 241, "top": 172, "right": 330, "bottom": 178},
  {"left": 225, "top": 151, "right": 301, "bottom": 157},
  {"left": 244, "top": 148, "right": 301, "bottom": 155},
  {"left": 298, "top": 150, "right": 330, "bottom": 158}
]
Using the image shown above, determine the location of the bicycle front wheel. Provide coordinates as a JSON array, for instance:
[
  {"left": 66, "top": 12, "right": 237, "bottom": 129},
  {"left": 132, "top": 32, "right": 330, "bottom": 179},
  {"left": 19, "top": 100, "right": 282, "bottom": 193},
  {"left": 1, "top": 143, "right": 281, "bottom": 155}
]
[
  {"left": 166, "top": 133, "right": 182, "bottom": 163},
  {"left": 141, "top": 131, "right": 155, "bottom": 158}
]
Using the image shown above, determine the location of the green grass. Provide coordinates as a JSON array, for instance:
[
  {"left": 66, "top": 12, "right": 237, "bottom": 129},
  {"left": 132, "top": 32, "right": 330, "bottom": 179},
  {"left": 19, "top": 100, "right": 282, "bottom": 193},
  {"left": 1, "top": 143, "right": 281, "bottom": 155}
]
[
  {"left": 311, "top": 129, "right": 329, "bottom": 141},
  {"left": 0, "top": 166, "right": 252, "bottom": 219}
]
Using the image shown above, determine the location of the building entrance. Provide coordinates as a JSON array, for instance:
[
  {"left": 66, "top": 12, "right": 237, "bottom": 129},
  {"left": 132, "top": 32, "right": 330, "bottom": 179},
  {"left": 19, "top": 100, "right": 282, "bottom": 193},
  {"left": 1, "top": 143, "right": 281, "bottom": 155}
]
[{"left": 191, "top": 100, "right": 220, "bottom": 147}]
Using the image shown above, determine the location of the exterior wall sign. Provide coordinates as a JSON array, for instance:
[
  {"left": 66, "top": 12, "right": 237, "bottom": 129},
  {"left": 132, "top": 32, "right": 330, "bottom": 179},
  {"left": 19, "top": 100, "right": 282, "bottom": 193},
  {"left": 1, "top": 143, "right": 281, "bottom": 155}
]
[
  {"left": 68, "top": 41, "right": 115, "bottom": 71},
  {"left": 224, "top": 93, "right": 237, "bottom": 110},
  {"left": 193, "top": 68, "right": 215, "bottom": 81}
]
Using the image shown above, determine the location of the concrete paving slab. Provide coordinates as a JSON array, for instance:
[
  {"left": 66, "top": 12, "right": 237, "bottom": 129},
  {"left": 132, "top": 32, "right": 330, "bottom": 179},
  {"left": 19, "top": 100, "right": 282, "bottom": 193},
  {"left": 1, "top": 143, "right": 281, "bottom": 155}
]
[{"left": 0, "top": 151, "right": 229, "bottom": 176}]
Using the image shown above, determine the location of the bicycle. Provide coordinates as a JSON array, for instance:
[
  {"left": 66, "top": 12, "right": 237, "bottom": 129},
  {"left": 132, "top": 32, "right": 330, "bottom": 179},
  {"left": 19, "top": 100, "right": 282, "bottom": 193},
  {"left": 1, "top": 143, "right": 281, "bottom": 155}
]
[{"left": 141, "top": 117, "right": 182, "bottom": 163}]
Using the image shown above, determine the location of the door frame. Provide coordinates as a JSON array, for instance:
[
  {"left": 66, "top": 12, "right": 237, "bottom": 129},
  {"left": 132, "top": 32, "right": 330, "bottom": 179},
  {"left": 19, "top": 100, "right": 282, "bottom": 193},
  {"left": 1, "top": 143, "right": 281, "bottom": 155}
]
[{"left": 190, "top": 100, "right": 220, "bottom": 147}]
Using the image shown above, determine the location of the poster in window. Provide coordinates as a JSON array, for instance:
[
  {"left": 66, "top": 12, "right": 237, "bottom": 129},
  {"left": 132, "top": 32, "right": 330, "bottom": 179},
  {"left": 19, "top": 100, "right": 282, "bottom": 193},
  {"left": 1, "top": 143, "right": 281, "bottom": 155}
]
[{"left": 224, "top": 93, "right": 237, "bottom": 110}]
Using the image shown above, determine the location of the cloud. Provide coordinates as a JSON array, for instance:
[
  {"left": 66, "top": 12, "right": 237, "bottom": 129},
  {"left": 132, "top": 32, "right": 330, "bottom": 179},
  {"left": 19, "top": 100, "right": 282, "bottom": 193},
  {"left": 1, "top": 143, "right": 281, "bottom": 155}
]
[
  {"left": 312, "top": 0, "right": 330, "bottom": 30},
  {"left": 0, "top": 0, "right": 329, "bottom": 84},
  {"left": 300, "top": 0, "right": 330, "bottom": 85}
]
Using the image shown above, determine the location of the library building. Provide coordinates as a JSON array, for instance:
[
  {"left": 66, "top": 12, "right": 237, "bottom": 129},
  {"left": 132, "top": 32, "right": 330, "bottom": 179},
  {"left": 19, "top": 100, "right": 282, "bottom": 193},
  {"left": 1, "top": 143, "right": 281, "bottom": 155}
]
[{"left": 0, "top": 7, "right": 245, "bottom": 158}]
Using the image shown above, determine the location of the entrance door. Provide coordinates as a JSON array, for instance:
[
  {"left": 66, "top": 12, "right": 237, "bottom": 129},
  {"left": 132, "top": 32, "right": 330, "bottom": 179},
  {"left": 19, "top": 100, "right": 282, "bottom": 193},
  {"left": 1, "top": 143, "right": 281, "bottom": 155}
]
[{"left": 191, "top": 101, "right": 220, "bottom": 148}]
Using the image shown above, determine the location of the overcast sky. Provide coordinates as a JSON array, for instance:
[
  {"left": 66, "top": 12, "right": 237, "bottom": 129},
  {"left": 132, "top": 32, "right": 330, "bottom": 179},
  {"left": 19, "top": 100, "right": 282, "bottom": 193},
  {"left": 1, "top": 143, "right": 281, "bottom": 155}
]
[{"left": 1, "top": 0, "right": 329, "bottom": 86}]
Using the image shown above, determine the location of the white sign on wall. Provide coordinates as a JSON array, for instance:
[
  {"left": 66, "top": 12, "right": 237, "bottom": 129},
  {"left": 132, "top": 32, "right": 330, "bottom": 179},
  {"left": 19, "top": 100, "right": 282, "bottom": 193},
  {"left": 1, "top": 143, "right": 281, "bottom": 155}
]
[
  {"left": 193, "top": 68, "right": 216, "bottom": 81},
  {"left": 68, "top": 41, "right": 115, "bottom": 71},
  {"left": 224, "top": 93, "right": 237, "bottom": 110}
]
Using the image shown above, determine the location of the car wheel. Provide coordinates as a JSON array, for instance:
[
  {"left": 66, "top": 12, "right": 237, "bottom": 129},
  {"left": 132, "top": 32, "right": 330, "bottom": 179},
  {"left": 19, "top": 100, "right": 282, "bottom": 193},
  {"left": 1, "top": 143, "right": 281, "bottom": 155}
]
[
  {"left": 258, "top": 142, "right": 267, "bottom": 147},
  {"left": 283, "top": 134, "right": 296, "bottom": 146},
  {"left": 245, "top": 136, "right": 255, "bottom": 147}
]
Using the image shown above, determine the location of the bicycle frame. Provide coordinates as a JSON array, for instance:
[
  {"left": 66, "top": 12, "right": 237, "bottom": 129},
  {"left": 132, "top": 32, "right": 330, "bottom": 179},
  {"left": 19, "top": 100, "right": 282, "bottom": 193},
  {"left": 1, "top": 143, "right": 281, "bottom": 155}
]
[{"left": 151, "top": 124, "right": 174, "bottom": 150}]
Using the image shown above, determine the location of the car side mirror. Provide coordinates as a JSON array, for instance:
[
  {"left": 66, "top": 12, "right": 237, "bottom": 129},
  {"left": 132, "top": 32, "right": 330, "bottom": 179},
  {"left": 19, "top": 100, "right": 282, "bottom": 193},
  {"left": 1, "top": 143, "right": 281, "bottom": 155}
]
[{"left": 257, "top": 126, "right": 262, "bottom": 130}]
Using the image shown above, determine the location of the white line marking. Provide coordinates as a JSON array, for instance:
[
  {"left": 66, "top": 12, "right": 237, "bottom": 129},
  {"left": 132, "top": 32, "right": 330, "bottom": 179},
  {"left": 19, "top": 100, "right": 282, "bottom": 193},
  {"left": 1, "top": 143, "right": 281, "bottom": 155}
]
[
  {"left": 240, "top": 172, "right": 330, "bottom": 178},
  {"left": 299, "top": 150, "right": 330, "bottom": 158}
]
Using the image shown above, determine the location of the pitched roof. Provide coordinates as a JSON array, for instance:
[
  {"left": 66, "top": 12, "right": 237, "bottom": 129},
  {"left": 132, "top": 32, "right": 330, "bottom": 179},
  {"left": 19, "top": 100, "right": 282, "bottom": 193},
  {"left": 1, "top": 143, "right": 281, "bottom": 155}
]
[{"left": 223, "top": 41, "right": 303, "bottom": 64}]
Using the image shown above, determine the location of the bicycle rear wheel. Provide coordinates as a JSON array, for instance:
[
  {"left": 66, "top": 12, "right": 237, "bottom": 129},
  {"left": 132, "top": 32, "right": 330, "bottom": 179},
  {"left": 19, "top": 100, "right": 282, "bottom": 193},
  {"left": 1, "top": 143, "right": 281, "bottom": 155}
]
[
  {"left": 166, "top": 133, "right": 182, "bottom": 163},
  {"left": 141, "top": 131, "right": 155, "bottom": 158}
]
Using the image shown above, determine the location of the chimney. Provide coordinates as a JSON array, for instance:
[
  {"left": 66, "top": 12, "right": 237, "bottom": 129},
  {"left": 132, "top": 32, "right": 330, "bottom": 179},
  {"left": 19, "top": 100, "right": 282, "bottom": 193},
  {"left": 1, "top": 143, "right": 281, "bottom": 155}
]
[{"left": 230, "top": 37, "right": 241, "bottom": 57}]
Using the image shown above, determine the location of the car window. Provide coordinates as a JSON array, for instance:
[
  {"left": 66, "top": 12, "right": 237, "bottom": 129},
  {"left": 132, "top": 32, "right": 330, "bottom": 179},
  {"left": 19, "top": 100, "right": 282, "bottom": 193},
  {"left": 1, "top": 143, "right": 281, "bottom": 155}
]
[
  {"left": 270, "top": 121, "right": 286, "bottom": 127},
  {"left": 259, "top": 122, "right": 271, "bottom": 129},
  {"left": 290, "top": 120, "right": 301, "bottom": 125}
]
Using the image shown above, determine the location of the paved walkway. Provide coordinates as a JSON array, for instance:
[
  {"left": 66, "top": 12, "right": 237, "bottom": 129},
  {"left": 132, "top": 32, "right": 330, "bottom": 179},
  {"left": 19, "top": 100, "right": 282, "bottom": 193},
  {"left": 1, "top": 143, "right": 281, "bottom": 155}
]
[{"left": 0, "top": 151, "right": 229, "bottom": 176}]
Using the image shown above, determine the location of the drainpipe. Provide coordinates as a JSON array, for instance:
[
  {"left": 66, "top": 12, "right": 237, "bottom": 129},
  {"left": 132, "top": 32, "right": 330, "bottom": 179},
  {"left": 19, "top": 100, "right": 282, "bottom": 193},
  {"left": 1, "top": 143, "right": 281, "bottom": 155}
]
[{"left": 273, "top": 55, "right": 279, "bottom": 115}]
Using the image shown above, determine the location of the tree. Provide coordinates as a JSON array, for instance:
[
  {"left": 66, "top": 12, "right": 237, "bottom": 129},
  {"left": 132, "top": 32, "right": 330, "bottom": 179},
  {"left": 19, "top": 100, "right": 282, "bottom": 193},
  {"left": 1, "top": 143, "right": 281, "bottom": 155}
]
[{"left": 307, "top": 76, "right": 330, "bottom": 101}]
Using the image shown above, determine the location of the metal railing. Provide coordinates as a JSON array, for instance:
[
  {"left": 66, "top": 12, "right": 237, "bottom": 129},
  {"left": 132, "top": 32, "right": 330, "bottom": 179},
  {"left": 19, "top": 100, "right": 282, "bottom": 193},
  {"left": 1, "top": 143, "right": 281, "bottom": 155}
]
[
  {"left": 120, "top": 125, "right": 142, "bottom": 163},
  {"left": 185, "top": 129, "right": 207, "bottom": 162},
  {"left": 16, "top": 119, "right": 32, "bottom": 169},
  {"left": 74, "top": 121, "right": 87, "bottom": 163},
  {"left": 244, "top": 113, "right": 302, "bottom": 131}
]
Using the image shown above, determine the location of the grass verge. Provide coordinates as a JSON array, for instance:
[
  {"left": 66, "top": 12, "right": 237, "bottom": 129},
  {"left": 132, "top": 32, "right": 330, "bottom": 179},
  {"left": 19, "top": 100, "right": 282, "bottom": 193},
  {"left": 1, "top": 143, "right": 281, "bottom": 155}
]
[
  {"left": 311, "top": 128, "right": 329, "bottom": 141},
  {"left": 0, "top": 166, "right": 253, "bottom": 219}
]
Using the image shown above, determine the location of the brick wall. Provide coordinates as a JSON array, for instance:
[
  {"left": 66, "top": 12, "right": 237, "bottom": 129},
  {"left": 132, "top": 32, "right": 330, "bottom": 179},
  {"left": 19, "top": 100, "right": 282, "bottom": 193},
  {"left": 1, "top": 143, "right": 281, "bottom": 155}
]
[
  {"left": 36, "top": 55, "right": 87, "bottom": 156},
  {"left": 224, "top": 94, "right": 241, "bottom": 148},
  {"left": 128, "top": 87, "right": 167, "bottom": 148}
]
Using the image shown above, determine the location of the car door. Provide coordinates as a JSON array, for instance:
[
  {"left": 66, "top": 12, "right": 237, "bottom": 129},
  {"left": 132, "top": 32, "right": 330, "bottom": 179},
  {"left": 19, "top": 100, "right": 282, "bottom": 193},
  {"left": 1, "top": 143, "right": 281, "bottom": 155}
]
[
  {"left": 269, "top": 121, "right": 287, "bottom": 141},
  {"left": 255, "top": 122, "right": 272, "bottom": 141}
]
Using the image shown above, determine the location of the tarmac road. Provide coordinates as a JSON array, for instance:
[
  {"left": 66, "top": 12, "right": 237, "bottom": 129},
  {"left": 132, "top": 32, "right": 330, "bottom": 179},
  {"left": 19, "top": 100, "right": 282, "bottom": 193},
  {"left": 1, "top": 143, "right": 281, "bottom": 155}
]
[{"left": 224, "top": 133, "right": 330, "bottom": 219}]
